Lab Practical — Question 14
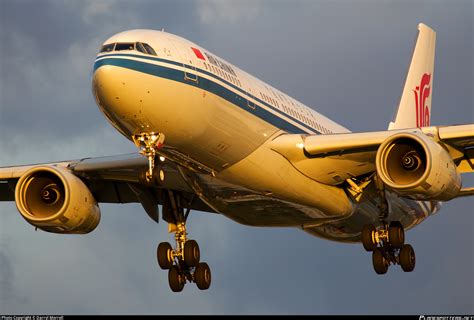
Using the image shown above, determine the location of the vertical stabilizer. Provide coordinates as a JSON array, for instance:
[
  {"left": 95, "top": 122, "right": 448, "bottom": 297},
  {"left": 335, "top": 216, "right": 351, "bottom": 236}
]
[{"left": 388, "top": 23, "right": 436, "bottom": 130}]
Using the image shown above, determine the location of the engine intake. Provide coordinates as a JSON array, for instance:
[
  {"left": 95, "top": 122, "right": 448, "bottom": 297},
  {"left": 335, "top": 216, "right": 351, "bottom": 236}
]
[
  {"left": 15, "top": 166, "right": 100, "bottom": 234},
  {"left": 376, "top": 132, "right": 461, "bottom": 201}
]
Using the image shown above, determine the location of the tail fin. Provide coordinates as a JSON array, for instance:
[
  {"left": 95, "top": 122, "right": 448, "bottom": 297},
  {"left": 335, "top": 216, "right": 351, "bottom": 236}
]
[{"left": 388, "top": 23, "right": 436, "bottom": 130}]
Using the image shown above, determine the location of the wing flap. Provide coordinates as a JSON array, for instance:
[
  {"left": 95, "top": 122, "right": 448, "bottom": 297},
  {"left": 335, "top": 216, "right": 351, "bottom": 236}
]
[
  {"left": 438, "top": 124, "right": 474, "bottom": 173},
  {"left": 304, "top": 131, "right": 393, "bottom": 155},
  {"left": 458, "top": 187, "right": 474, "bottom": 197},
  {"left": 438, "top": 124, "right": 474, "bottom": 144}
]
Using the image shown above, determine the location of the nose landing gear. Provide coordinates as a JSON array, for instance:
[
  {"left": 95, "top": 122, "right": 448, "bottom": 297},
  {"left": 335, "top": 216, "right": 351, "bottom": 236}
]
[
  {"left": 132, "top": 132, "right": 165, "bottom": 183},
  {"left": 362, "top": 221, "right": 416, "bottom": 274}
]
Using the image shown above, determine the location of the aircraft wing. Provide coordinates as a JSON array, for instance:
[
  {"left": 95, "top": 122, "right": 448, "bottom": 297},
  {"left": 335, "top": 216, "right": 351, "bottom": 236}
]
[
  {"left": 270, "top": 124, "right": 474, "bottom": 197},
  {"left": 0, "top": 153, "right": 216, "bottom": 222}
]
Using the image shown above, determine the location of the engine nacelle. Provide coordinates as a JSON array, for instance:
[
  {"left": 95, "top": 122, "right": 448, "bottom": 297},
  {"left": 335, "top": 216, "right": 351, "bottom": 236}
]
[
  {"left": 376, "top": 132, "right": 461, "bottom": 201},
  {"left": 15, "top": 165, "right": 100, "bottom": 234}
]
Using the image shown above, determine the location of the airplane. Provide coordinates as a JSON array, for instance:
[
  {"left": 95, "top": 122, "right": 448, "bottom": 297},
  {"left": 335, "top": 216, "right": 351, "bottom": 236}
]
[{"left": 1, "top": 23, "right": 473, "bottom": 293}]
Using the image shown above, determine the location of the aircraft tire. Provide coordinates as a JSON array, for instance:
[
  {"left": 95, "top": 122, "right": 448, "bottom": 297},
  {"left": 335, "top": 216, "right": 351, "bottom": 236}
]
[
  {"left": 362, "top": 224, "right": 377, "bottom": 251},
  {"left": 372, "top": 248, "right": 388, "bottom": 274},
  {"left": 389, "top": 221, "right": 405, "bottom": 248},
  {"left": 195, "top": 262, "right": 211, "bottom": 290},
  {"left": 399, "top": 244, "right": 416, "bottom": 272},
  {"left": 184, "top": 240, "right": 200, "bottom": 267},
  {"left": 157, "top": 242, "right": 173, "bottom": 270},
  {"left": 168, "top": 265, "right": 185, "bottom": 292}
]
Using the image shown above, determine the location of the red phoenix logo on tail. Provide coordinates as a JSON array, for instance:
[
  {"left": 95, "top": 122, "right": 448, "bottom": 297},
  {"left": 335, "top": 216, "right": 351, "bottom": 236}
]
[{"left": 413, "top": 73, "right": 431, "bottom": 127}]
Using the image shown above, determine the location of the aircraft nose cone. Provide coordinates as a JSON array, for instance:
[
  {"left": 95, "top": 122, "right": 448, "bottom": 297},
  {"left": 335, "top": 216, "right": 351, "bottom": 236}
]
[
  {"left": 92, "top": 63, "right": 141, "bottom": 136},
  {"left": 92, "top": 65, "right": 121, "bottom": 115}
]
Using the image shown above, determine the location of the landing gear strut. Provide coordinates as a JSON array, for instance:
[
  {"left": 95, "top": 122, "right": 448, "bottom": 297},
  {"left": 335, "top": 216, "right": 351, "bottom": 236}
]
[
  {"left": 362, "top": 221, "right": 416, "bottom": 274},
  {"left": 132, "top": 133, "right": 211, "bottom": 292},
  {"left": 361, "top": 175, "right": 416, "bottom": 274},
  {"left": 156, "top": 190, "right": 211, "bottom": 292},
  {"left": 132, "top": 132, "right": 165, "bottom": 183}
]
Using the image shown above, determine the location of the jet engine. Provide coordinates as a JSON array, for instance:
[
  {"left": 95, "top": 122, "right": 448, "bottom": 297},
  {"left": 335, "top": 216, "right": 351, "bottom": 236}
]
[
  {"left": 375, "top": 132, "right": 461, "bottom": 201},
  {"left": 15, "top": 166, "right": 100, "bottom": 234}
]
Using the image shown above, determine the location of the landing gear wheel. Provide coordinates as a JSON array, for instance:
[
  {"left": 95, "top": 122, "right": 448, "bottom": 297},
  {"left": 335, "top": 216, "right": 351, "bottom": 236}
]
[
  {"left": 184, "top": 240, "right": 200, "bottom": 267},
  {"left": 372, "top": 248, "right": 388, "bottom": 274},
  {"left": 168, "top": 266, "right": 185, "bottom": 292},
  {"left": 195, "top": 262, "right": 211, "bottom": 290},
  {"left": 399, "top": 244, "right": 416, "bottom": 272},
  {"left": 362, "top": 224, "right": 377, "bottom": 252},
  {"left": 389, "top": 221, "right": 405, "bottom": 248},
  {"left": 157, "top": 242, "right": 173, "bottom": 270}
]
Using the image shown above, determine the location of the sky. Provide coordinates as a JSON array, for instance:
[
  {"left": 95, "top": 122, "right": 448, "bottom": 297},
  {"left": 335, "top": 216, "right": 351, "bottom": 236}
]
[{"left": 0, "top": 0, "right": 473, "bottom": 315}]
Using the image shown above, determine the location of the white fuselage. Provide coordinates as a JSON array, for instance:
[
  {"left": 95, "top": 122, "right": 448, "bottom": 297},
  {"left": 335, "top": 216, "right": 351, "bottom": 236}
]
[{"left": 92, "top": 29, "right": 436, "bottom": 242}]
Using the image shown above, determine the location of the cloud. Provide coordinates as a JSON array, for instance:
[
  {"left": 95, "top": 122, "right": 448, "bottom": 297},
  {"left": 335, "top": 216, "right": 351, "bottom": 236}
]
[
  {"left": 82, "top": 0, "right": 118, "bottom": 24},
  {"left": 0, "top": 249, "right": 14, "bottom": 307},
  {"left": 0, "top": 234, "right": 28, "bottom": 310},
  {"left": 197, "top": 0, "right": 262, "bottom": 24}
]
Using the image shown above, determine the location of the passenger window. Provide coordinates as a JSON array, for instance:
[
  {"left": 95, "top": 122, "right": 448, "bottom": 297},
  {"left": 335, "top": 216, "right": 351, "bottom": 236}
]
[
  {"left": 143, "top": 43, "right": 157, "bottom": 56},
  {"left": 100, "top": 43, "right": 115, "bottom": 53},
  {"left": 115, "top": 43, "right": 134, "bottom": 51},
  {"left": 136, "top": 42, "right": 147, "bottom": 54}
]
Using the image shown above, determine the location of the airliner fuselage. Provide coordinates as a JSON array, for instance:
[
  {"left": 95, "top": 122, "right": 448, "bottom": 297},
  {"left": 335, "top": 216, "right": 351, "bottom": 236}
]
[{"left": 92, "top": 29, "right": 437, "bottom": 242}]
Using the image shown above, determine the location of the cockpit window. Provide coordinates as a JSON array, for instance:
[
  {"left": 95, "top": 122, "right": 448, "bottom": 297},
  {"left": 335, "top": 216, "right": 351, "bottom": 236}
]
[
  {"left": 142, "top": 43, "right": 157, "bottom": 56},
  {"left": 135, "top": 42, "right": 147, "bottom": 54},
  {"left": 115, "top": 42, "right": 135, "bottom": 51},
  {"left": 99, "top": 41, "right": 157, "bottom": 56},
  {"left": 100, "top": 43, "right": 115, "bottom": 52}
]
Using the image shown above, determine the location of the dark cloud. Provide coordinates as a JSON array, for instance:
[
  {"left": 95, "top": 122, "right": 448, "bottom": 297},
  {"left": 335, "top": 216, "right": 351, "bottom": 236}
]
[
  {"left": 0, "top": 231, "right": 28, "bottom": 310},
  {"left": 0, "top": 0, "right": 201, "bottom": 148},
  {"left": 195, "top": 1, "right": 473, "bottom": 132},
  {"left": 0, "top": 0, "right": 472, "bottom": 315},
  {"left": 0, "top": 249, "right": 15, "bottom": 307}
]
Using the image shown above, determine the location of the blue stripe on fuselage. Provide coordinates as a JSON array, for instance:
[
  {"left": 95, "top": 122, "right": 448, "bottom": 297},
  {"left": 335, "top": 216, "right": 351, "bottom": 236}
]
[{"left": 93, "top": 54, "right": 319, "bottom": 134}]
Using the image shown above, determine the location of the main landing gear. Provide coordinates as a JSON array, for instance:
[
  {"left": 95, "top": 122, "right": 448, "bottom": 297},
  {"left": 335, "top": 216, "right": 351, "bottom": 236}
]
[
  {"left": 361, "top": 222, "right": 416, "bottom": 274},
  {"left": 156, "top": 190, "right": 211, "bottom": 292},
  {"left": 360, "top": 176, "right": 416, "bottom": 275}
]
